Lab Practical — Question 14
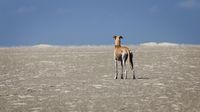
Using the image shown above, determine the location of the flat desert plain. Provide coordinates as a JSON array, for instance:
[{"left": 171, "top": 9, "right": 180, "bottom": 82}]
[{"left": 0, "top": 45, "right": 200, "bottom": 112}]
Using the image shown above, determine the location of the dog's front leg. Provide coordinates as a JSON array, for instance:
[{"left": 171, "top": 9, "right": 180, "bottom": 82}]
[{"left": 114, "top": 60, "right": 118, "bottom": 79}]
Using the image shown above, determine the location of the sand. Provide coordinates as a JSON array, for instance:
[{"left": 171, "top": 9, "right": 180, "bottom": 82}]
[{"left": 0, "top": 45, "right": 200, "bottom": 112}]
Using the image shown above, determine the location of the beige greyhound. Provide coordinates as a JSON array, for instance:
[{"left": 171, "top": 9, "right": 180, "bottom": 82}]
[{"left": 113, "top": 36, "right": 136, "bottom": 79}]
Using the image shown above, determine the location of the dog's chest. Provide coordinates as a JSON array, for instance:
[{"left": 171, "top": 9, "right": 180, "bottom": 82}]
[{"left": 114, "top": 49, "right": 124, "bottom": 60}]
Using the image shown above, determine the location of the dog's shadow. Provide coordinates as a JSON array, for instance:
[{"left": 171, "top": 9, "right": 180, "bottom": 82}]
[
  {"left": 136, "top": 77, "right": 150, "bottom": 80},
  {"left": 125, "top": 77, "right": 150, "bottom": 80}
]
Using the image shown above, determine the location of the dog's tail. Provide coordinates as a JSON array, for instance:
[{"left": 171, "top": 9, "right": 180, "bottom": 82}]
[
  {"left": 128, "top": 50, "right": 136, "bottom": 79},
  {"left": 128, "top": 51, "right": 134, "bottom": 70}
]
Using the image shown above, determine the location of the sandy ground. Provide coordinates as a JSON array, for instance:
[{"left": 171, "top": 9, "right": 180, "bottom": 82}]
[{"left": 0, "top": 45, "right": 200, "bottom": 112}]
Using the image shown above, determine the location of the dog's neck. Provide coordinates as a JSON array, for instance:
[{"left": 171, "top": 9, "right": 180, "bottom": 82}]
[{"left": 115, "top": 45, "right": 121, "bottom": 47}]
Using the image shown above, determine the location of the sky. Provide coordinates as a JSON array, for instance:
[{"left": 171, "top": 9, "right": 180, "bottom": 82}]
[{"left": 0, "top": 0, "right": 200, "bottom": 46}]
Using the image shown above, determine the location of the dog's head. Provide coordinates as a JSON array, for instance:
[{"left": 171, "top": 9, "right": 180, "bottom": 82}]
[
  {"left": 113, "top": 35, "right": 123, "bottom": 45},
  {"left": 113, "top": 35, "right": 123, "bottom": 40}
]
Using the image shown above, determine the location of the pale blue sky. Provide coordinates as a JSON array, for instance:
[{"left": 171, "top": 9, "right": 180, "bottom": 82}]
[{"left": 0, "top": 0, "right": 200, "bottom": 46}]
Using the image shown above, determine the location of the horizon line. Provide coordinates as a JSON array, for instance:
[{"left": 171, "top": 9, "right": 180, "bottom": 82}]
[{"left": 0, "top": 42, "right": 200, "bottom": 48}]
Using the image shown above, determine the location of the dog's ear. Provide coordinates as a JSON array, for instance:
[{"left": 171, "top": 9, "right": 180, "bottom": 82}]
[
  {"left": 113, "top": 35, "right": 116, "bottom": 39},
  {"left": 119, "top": 36, "right": 123, "bottom": 39}
]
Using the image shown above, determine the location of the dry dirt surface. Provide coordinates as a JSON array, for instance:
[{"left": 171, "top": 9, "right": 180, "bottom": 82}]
[{"left": 0, "top": 45, "right": 200, "bottom": 112}]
